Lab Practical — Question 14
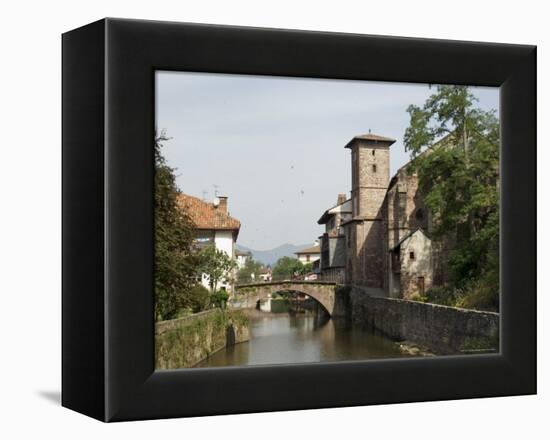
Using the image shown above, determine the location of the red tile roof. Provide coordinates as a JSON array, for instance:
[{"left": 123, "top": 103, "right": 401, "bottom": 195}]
[{"left": 177, "top": 193, "right": 241, "bottom": 232}]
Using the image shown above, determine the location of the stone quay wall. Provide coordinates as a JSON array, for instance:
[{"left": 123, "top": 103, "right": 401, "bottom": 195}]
[
  {"left": 155, "top": 308, "right": 250, "bottom": 369},
  {"left": 338, "top": 286, "right": 499, "bottom": 354}
]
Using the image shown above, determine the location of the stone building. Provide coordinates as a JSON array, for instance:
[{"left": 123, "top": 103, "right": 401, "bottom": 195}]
[
  {"left": 318, "top": 132, "right": 441, "bottom": 299},
  {"left": 317, "top": 193, "right": 351, "bottom": 283},
  {"left": 340, "top": 133, "right": 394, "bottom": 293},
  {"left": 385, "top": 161, "right": 435, "bottom": 298}
]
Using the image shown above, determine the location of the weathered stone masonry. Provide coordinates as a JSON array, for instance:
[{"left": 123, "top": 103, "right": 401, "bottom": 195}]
[
  {"left": 155, "top": 309, "right": 250, "bottom": 369},
  {"left": 342, "top": 286, "right": 499, "bottom": 354}
]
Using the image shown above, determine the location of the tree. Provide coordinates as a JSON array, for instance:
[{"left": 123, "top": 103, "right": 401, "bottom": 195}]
[
  {"left": 404, "top": 85, "right": 500, "bottom": 310},
  {"left": 237, "top": 258, "right": 264, "bottom": 284},
  {"left": 272, "top": 256, "right": 305, "bottom": 281},
  {"left": 154, "top": 131, "right": 201, "bottom": 320},
  {"left": 186, "top": 284, "right": 211, "bottom": 313},
  {"left": 197, "top": 245, "right": 237, "bottom": 292}
]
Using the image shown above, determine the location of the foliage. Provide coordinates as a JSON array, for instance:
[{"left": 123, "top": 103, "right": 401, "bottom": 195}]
[
  {"left": 186, "top": 284, "right": 211, "bottom": 313},
  {"left": 301, "top": 262, "right": 313, "bottom": 274},
  {"left": 210, "top": 290, "right": 230, "bottom": 309},
  {"left": 237, "top": 258, "right": 264, "bottom": 283},
  {"left": 197, "top": 245, "right": 237, "bottom": 292},
  {"left": 424, "top": 285, "right": 463, "bottom": 307},
  {"left": 455, "top": 257, "right": 499, "bottom": 311},
  {"left": 272, "top": 256, "right": 309, "bottom": 281},
  {"left": 154, "top": 131, "right": 202, "bottom": 321},
  {"left": 409, "top": 293, "right": 428, "bottom": 303},
  {"left": 404, "top": 85, "right": 499, "bottom": 311}
]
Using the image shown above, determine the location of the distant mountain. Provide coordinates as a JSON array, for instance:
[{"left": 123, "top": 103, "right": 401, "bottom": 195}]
[{"left": 237, "top": 243, "right": 314, "bottom": 266}]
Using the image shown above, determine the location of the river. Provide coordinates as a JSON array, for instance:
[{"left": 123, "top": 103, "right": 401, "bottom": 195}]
[{"left": 195, "top": 311, "right": 407, "bottom": 368}]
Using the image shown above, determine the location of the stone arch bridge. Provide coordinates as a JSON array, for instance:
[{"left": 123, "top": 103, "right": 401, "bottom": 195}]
[{"left": 234, "top": 281, "right": 338, "bottom": 316}]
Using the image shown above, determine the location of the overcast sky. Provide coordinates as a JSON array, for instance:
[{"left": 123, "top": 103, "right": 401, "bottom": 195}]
[{"left": 156, "top": 71, "right": 499, "bottom": 250}]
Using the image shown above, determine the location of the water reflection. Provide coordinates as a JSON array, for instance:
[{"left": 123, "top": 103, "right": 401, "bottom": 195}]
[{"left": 195, "top": 313, "right": 405, "bottom": 368}]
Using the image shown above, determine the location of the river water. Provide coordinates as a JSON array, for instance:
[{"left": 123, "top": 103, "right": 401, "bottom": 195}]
[{"left": 195, "top": 312, "right": 407, "bottom": 368}]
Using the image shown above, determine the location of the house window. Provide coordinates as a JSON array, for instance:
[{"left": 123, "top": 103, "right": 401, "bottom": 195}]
[
  {"left": 415, "top": 208, "right": 424, "bottom": 221},
  {"left": 372, "top": 164, "right": 377, "bottom": 173},
  {"left": 306, "top": 254, "right": 310, "bottom": 262},
  {"left": 409, "top": 251, "right": 415, "bottom": 260}
]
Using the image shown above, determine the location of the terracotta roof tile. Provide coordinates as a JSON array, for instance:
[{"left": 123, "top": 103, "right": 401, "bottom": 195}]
[{"left": 177, "top": 193, "right": 240, "bottom": 231}]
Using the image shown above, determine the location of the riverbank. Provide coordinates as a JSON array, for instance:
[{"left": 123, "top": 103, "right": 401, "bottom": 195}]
[
  {"left": 339, "top": 286, "right": 499, "bottom": 354},
  {"left": 155, "top": 308, "right": 250, "bottom": 369}
]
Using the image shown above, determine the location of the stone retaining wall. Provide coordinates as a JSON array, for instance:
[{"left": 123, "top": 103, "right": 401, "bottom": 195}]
[
  {"left": 344, "top": 286, "right": 499, "bottom": 354},
  {"left": 155, "top": 308, "right": 250, "bottom": 369}
]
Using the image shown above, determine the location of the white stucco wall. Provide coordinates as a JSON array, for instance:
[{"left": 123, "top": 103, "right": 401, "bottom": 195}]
[
  {"left": 199, "top": 230, "right": 237, "bottom": 292},
  {"left": 236, "top": 254, "right": 249, "bottom": 269},
  {"left": 297, "top": 253, "right": 320, "bottom": 264}
]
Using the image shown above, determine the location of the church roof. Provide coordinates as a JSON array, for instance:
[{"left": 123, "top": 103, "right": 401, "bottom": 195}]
[
  {"left": 176, "top": 193, "right": 241, "bottom": 232},
  {"left": 388, "top": 228, "right": 430, "bottom": 252}
]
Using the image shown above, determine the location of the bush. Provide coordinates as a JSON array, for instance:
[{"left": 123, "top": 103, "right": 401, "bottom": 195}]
[
  {"left": 424, "top": 277, "right": 498, "bottom": 312},
  {"left": 409, "top": 293, "right": 428, "bottom": 303},
  {"left": 187, "top": 284, "right": 211, "bottom": 313},
  {"left": 173, "top": 308, "right": 193, "bottom": 319},
  {"left": 456, "top": 274, "right": 499, "bottom": 312},
  {"left": 210, "top": 290, "right": 230, "bottom": 309},
  {"left": 424, "top": 285, "right": 461, "bottom": 307}
]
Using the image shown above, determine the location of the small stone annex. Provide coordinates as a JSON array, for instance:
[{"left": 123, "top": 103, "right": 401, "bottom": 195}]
[{"left": 318, "top": 132, "right": 450, "bottom": 299}]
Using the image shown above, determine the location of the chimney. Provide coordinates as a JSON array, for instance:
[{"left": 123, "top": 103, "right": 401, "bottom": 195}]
[
  {"left": 217, "top": 195, "right": 228, "bottom": 213},
  {"left": 337, "top": 193, "right": 346, "bottom": 205}
]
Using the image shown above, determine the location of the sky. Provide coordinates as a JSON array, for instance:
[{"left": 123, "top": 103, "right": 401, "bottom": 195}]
[{"left": 156, "top": 71, "right": 499, "bottom": 250}]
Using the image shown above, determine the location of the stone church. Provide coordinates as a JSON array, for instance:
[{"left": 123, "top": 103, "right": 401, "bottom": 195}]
[{"left": 318, "top": 133, "right": 445, "bottom": 299}]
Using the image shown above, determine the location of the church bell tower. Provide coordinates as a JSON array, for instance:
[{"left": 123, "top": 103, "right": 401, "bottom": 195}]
[{"left": 344, "top": 133, "right": 395, "bottom": 289}]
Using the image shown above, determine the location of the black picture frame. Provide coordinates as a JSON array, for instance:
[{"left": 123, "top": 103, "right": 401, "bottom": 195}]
[{"left": 62, "top": 18, "right": 536, "bottom": 422}]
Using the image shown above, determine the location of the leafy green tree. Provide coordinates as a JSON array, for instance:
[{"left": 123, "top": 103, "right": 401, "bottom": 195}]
[
  {"left": 154, "top": 131, "right": 200, "bottom": 320},
  {"left": 210, "top": 290, "right": 230, "bottom": 309},
  {"left": 404, "top": 85, "right": 499, "bottom": 310},
  {"left": 237, "top": 258, "right": 264, "bottom": 283},
  {"left": 197, "top": 245, "right": 238, "bottom": 292},
  {"left": 272, "top": 256, "right": 305, "bottom": 281},
  {"left": 300, "top": 262, "right": 313, "bottom": 275}
]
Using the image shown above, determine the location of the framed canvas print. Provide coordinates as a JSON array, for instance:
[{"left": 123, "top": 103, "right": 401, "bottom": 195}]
[{"left": 62, "top": 18, "right": 536, "bottom": 422}]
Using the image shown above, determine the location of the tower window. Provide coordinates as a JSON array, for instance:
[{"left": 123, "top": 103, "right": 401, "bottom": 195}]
[
  {"left": 372, "top": 149, "right": 375, "bottom": 156},
  {"left": 372, "top": 164, "right": 377, "bottom": 173},
  {"left": 409, "top": 251, "right": 415, "bottom": 260}
]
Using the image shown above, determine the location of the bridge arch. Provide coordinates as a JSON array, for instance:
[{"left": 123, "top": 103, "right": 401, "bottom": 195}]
[{"left": 234, "top": 281, "right": 337, "bottom": 316}]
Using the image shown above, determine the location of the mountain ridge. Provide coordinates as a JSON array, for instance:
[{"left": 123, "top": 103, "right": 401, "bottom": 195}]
[{"left": 236, "top": 242, "right": 314, "bottom": 266}]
